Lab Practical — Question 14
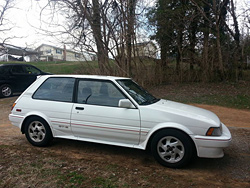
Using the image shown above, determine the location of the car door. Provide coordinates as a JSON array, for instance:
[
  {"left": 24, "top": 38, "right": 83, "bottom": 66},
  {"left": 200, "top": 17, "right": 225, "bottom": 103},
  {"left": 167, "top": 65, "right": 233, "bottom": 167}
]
[
  {"left": 71, "top": 79, "right": 141, "bottom": 145},
  {"left": 23, "top": 65, "right": 42, "bottom": 87},
  {"left": 10, "top": 65, "right": 28, "bottom": 92}
]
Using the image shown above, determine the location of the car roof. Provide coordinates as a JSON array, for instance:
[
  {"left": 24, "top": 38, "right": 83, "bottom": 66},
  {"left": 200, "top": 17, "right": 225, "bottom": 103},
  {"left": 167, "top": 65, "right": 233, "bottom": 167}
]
[
  {"left": 40, "top": 74, "right": 130, "bottom": 81},
  {"left": 0, "top": 63, "right": 32, "bottom": 66}
]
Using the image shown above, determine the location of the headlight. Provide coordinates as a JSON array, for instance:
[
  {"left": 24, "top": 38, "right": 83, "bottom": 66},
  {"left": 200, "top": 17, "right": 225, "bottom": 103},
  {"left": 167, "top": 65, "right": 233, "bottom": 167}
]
[{"left": 206, "top": 124, "right": 222, "bottom": 136}]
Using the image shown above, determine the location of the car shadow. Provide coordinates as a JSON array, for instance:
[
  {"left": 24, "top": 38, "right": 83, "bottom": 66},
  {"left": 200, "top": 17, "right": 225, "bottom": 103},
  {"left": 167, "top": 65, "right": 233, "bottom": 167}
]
[
  {"left": 49, "top": 138, "right": 233, "bottom": 170},
  {"left": 52, "top": 138, "right": 148, "bottom": 158}
]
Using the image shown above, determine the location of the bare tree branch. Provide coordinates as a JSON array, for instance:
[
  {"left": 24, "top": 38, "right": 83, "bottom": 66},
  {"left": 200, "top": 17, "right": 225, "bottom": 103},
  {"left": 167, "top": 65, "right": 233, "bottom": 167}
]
[{"left": 0, "top": 0, "right": 15, "bottom": 43}]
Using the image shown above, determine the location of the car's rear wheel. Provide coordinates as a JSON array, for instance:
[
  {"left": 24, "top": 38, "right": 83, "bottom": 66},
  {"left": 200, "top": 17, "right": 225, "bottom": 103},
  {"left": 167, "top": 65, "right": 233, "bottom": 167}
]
[
  {"left": 24, "top": 117, "right": 53, "bottom": 147},
  {"left": 0, "top": 84, "right": 12, "bottom": 97},
  {"left": 151, "top": 129, "right": 194, "bottom": 168}
]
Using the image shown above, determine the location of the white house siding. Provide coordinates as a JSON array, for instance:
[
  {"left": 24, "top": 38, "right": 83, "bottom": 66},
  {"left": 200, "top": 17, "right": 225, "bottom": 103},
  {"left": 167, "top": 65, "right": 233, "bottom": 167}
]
[
  {"left": 66, "top": 51, "right": 77, "bottom": 61},
  {"left": 37, "top": 45, "right": 64, "bottom": 61},
  {"left": 36, "top": 44, "right": 97, "bottom": 62},
  {"left": 118, "top": 42, "right": 157, "bottom": 59},
  {"left": 135, "top": 42, "right": 157, "bottom": 58}
]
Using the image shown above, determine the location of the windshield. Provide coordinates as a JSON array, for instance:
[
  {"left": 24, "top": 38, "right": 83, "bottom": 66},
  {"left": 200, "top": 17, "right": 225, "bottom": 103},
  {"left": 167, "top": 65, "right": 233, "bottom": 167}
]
[{"left": 117, "top": 79, "right": 159, "bottom": 105}]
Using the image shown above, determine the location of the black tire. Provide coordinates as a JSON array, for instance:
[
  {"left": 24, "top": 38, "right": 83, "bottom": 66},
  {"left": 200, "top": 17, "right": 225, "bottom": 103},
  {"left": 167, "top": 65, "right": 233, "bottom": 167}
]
[
  {"left": 151, "top": 129, "right": 195, "bottom": 168},
  {"left": 24, "top": 117, "right": 53, "bottom": 147},
  {"left": 0, "top": 84, "right": 12, "bottom": 98}
]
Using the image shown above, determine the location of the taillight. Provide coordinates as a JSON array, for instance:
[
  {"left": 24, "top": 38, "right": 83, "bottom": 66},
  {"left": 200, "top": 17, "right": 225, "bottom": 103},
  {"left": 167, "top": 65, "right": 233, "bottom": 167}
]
[{"left": 11, "top": 103, "right": 16, "bottom": 111}]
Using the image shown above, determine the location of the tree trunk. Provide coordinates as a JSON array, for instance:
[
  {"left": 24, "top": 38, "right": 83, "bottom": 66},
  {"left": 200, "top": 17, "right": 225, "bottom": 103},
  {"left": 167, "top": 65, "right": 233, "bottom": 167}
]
[
  {"left": 160, "top": 41, "right": 167, "bottom": 68},
  {"left": 159, "top": 40, "right": 168, "bottom": 83},
  {"left": 213, "top": 0, "right": 224, "bottom": 80},
  {"left": 230, "top": 0, "right": 241, "bottom": 81},
  {"left": 176, "top": 28, "right": 183, "bottom": 76},
  {"left": 202, "top": 2, "right": 210, "bottom": 82},
  {"left": 202, "top": 30, "right": 209, "bottom": 81},
  {"left": 215, "top": 23, "right": 224, "bottom": 79},
  {"left": 189, "top": 22, "right": 197, "bottom": 71},
  {"left": 126, "top": 0, "right": 136, "bottom": 77},
  {"left": 91, "top": 0, "right": 109, "bottom": 74}
]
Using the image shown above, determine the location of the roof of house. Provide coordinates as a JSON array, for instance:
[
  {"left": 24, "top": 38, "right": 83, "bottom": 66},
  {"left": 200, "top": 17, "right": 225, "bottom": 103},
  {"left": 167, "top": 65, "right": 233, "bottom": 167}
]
[
  {"left": 0, "top": 43, "right": 39, "bottom": 56},
  {"left": 36, "top": 44, "right": 77, "bottom": 54}
]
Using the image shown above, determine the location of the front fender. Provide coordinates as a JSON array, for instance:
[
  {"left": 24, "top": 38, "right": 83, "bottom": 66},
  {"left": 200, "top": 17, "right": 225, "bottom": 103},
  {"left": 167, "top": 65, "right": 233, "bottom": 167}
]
[{"left": 140, "top": 122, "right": 194, "bottom": 150}]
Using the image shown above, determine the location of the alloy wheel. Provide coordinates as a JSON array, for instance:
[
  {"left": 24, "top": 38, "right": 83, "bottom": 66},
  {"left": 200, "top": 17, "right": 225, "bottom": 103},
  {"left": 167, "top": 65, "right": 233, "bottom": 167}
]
[
  {"left": 157, "top": 136, "right": 185, "bottom": 163},
  {"left": 28, "top": 121, "right": 46, "bottom": 143}
]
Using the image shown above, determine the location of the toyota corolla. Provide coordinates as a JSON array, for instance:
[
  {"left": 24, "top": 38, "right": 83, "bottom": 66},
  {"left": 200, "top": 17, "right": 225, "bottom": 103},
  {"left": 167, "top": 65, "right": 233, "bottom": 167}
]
[{"left": 9, "top": 75, "right": 232, "bottom": 168}]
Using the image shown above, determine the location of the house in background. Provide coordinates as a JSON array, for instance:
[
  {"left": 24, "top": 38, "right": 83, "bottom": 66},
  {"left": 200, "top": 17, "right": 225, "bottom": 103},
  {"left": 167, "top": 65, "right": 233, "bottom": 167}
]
[
  {"left": 134, "top": 41, "right": 157, "bottom": 58},
  {"left": 0, "top": 43, "right": 39, "bottom": 62},
  {"left": 36, "top": 44, "right": 97, "bottom": 62},
  {"left": 117, "top": 41, "right": 157, "bottom": 59}
]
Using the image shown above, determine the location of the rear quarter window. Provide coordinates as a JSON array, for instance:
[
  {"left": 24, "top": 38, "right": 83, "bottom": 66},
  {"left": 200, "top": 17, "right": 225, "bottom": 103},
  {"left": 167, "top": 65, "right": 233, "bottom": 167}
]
[
  {"left": 33, "top": 77, "right": 75, "bottom": 102},
  {"left": 0, "top": 65, "right": 10, "bottom": 75},
  {"left": 11, "top": 65, "right": 25, "bottom": 74}
]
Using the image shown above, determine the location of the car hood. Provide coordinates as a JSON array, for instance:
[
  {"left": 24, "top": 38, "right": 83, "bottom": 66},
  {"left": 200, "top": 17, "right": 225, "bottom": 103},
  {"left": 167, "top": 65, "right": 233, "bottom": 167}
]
[{"left": 140, "top": 99, "right": 220, "bottom": 133}]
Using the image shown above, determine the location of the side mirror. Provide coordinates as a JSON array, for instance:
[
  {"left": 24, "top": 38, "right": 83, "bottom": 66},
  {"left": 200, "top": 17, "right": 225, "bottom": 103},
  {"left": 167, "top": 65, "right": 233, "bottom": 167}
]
[{"left": 118, "top": 99, "right": 135, "bottom": 109}]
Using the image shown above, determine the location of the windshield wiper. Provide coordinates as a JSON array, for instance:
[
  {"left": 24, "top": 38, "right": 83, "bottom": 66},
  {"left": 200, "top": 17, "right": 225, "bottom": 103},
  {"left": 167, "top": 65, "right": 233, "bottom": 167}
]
[{"left": 140, "top": 98, "right": 159, "bottom": 105}]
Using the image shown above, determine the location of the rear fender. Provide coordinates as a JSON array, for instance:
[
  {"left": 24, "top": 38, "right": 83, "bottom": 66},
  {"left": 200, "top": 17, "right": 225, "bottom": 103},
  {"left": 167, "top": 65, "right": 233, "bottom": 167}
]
[{"left": 21, "top": 111, "right": 54, "bottom": 136}]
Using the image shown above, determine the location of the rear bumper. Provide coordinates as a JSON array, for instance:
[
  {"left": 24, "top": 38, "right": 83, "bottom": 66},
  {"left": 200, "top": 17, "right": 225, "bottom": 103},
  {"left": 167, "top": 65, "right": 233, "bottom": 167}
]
[
  {"left": 9, "top": 114, "right": 24, "bottom": 130},
  {"left": 192, "top": 123, "right": 232, "bottom": 158}
]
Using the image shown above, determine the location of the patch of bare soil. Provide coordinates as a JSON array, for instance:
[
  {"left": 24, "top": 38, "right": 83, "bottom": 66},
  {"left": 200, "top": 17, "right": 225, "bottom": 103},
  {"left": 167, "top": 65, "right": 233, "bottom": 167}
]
[{"left": 0, "top": 96, "right": 249, "bottom": 188}]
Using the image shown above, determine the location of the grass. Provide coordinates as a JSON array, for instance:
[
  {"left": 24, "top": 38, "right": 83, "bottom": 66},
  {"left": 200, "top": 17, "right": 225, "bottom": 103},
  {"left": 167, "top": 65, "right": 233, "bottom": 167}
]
[
  {"left": 150, "top": 82, "right": 250, "bottom": 110},
  {"left": 0, "top": 61, "right": 99, "bottom": 74},
  {"left": 0, "top": 143, "right": 121, "bottom": 188},
  {"left": 91, "top": 177, "right": 118, "bottom": 188},
  {"left": 0, "top": 143, "right": 123, "bottom": 188},
  {"left": 105, "top": 164, "right": 119, "bottom": 171},
  {"left": 165, "top": 94, "right": 250, "bottom": 109},
  {"left": 58, "top": 172, "right": 88, "bottom": 187},
  {"left": 34, "top": 62, "right": 82, "bottom": 74}
]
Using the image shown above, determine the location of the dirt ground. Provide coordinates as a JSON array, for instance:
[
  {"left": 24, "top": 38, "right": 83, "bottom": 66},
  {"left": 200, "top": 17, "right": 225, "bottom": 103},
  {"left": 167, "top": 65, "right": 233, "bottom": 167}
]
[{"left": 0, "top": 96, "right": 249, "bottom": 188}]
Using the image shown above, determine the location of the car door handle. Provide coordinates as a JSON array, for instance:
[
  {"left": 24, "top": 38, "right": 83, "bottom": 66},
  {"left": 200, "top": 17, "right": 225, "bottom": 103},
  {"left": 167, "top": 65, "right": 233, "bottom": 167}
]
[{"left": 75, "top": 107, "right": 84, "bottom": 110}]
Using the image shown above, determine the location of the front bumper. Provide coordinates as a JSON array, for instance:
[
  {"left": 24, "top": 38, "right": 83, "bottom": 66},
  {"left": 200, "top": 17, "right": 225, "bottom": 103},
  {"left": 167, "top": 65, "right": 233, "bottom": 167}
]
[{"left": 192, "top": 123, "right": 232, "bottom": 158}]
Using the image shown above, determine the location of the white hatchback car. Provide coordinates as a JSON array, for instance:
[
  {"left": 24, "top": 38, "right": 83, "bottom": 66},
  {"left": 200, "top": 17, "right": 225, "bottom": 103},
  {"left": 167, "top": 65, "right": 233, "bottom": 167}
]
[{"left": 9, "top": 75, "right": 231, "bottom": 168}]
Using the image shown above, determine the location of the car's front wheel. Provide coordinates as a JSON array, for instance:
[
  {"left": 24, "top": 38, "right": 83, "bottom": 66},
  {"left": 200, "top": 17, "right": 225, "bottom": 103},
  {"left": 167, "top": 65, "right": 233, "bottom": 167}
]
[
  {"left": 24, "top": 117, "right": 53, "bottom": 147},
  {"left": 0, "top": 84, "right": 12, "bottom": 97},
  {"left": 151, "top": 129, "right": 195, "bottom": 168}
]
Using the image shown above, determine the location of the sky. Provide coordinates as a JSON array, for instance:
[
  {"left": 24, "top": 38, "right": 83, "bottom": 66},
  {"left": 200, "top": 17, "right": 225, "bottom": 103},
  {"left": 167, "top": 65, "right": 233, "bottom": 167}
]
[
  {"left": 0, "top": 0, "right": 63, "bottom": 48},
  {"left": 1, "top": 0, "right": 249, "bottom": 50}
]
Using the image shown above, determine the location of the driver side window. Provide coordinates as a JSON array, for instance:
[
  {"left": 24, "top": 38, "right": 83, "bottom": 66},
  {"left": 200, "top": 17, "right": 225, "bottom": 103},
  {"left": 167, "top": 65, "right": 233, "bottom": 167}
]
[{"left": 77, "top": 80, "right": 126, "bottom": 107}]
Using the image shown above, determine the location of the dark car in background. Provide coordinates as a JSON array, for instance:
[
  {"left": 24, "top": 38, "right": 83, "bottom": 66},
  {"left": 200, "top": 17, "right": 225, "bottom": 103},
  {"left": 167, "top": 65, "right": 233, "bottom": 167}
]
[{"left": 0, "top": 64, "right": 49, "bottom": 97}]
